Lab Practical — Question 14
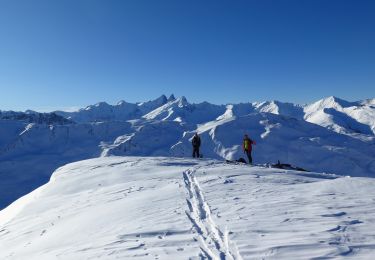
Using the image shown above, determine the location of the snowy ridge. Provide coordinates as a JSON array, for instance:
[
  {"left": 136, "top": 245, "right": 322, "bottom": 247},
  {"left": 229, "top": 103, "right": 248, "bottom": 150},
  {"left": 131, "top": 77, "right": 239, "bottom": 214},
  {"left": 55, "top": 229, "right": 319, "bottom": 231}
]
[
  {"left": 55, "top": 95, "right": 175, "bottom": 123},
  {"left": 1, "top": 157, "right": 375, "bottom": 259},
  {"left": 52, "top": 95, "right": 375, "bottom": 136},
  {"left": 0, "top": 110, "right": 73, "bottom": 125},
  {"left": 253, "top": 100, "right": 304, "bottom": 120},
  {"left": 251, "top": 96, "right": 375, "bottom": 136}
]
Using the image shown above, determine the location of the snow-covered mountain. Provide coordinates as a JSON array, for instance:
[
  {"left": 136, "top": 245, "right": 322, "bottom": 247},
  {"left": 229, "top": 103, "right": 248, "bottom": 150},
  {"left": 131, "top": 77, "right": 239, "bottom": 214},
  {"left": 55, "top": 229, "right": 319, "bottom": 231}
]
[
  {"left": 0, "top": 95, "right": 375, "bottom": 210},
  {"left": 0, "top": 110, "right": 73, "bottom": 125},
  {"left": 304, "top": 96, "right": 375, "bottom": 137},
  {"left": 55, "top": 95, "right": 176, "bottom": 123},
  {"left": 255, "top": 96, "right": 375, "bottom": 137},
  {"left": 142, "top": 97, "right": 226, "bottom": 125},
  {"left": 57, "top": 95, "right": 375, "bottom": 137},
  {"left": 1, "top": 157, "right": 375, "bottom": 259}
]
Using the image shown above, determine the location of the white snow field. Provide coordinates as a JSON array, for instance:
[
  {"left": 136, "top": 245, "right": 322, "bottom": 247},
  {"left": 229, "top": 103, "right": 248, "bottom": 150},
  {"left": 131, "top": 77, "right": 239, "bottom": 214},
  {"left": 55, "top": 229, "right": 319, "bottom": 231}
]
[{"left": 1, "top": 156, "right": 375, "bottom": 259}]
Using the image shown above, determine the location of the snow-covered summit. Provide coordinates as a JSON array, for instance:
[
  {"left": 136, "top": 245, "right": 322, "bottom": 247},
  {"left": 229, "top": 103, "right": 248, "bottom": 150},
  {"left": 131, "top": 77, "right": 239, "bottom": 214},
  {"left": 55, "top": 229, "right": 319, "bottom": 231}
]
[
  {"left": 167, "top": 94, "right": 176, "bottom": 102},
  {"left": 137, "top": 94, "right": 167, "bottom": 107},
  {"left": 303, "top": 96, "right": 375, "bottom": 136},
  {"left": 142, "top": 96, "right": 225, "bottom": 124},
  {"left": 305, "top": 96, "right": 355, "bottom": 112},
  {"left": 1, "top": 156, "right": 375, "bottom": 259}
]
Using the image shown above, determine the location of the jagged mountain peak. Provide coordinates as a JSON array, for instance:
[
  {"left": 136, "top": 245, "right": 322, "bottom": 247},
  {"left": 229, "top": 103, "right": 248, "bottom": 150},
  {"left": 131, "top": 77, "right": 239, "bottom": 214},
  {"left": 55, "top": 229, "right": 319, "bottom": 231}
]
[
  {"left": 136, "top": 95, "right": 170, "bottom": 113},
  {"left": 177, "top": 96, "right": 189, "bottom": 106},
  {"left": 168, "top": 94, "right": 176, "bottom": 101},
  {"left": 152, "top": 94, "right": 168, "bottom": 104}
]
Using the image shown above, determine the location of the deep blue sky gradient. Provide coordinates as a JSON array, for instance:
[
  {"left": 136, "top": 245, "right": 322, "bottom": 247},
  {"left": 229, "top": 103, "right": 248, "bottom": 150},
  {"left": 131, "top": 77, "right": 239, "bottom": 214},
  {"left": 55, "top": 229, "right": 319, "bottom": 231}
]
[{"left": 0, "top": 0, "right": 374, "bottom": 111}]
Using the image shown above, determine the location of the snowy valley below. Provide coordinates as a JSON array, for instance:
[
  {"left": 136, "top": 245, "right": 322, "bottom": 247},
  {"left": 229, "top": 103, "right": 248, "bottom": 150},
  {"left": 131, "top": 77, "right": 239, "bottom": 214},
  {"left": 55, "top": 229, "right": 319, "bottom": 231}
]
[{"left": 1, "top": 95, "right": 375, "bottom": 259}]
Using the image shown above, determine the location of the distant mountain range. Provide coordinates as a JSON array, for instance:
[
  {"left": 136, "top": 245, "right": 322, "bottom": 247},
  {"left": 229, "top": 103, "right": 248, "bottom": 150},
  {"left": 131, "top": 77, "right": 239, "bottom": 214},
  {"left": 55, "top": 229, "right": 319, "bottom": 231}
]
[{"left": 0, "top": 95, "right": 374, "bottom": 209}]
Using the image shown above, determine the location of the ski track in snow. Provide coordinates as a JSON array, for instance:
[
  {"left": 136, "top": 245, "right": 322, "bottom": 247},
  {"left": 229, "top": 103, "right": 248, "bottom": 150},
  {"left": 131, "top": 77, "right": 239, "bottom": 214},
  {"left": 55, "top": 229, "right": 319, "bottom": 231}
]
[{"left": 183, "top": 167, "right": 242, "bottom": 260}]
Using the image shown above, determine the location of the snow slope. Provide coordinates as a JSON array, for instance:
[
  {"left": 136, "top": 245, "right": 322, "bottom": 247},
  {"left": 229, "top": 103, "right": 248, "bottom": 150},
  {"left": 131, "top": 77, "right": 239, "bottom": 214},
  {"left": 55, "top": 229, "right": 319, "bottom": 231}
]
[
  {"left": 0, "top": 120, "right": 133, "bottom": 209},
  {"left": 1, "top": 156, "right": 375, "bottom": 259}
]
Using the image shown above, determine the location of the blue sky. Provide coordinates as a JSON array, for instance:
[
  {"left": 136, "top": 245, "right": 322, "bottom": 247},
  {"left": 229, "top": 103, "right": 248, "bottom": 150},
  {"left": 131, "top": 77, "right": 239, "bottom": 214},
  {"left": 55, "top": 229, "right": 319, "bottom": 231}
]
[{"left": 0, "top": 0, "right": 374, "bottom": 111}]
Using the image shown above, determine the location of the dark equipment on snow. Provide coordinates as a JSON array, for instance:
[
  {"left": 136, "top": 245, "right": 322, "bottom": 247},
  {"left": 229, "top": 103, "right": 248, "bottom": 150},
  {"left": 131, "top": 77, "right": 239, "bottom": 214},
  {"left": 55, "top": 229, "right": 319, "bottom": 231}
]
[
  {"left": 271, "top": 160, "right": 307, "bottom": 172},
  {"left": 236, "top": 158, "right": 247, "bottom": 163},
  {"left": 225, "top": 158, "right": 247, "bottom": 164}
]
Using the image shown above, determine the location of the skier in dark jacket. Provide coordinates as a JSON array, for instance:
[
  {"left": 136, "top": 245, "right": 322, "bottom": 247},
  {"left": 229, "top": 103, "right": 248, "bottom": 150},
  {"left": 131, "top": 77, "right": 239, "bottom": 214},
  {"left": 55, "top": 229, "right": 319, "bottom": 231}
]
[
  {"left": 243, "top": 134, "right": 256, "bottom": 164},
  {"left": 192, "top": 133, "right": 201, "bottom": 158}
]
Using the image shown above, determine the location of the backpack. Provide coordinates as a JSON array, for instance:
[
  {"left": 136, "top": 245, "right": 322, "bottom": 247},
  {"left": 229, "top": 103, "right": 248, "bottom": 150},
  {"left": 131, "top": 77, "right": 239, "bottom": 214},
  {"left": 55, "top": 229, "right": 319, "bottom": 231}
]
[
  {"left": 243, "top": 138, "right": 253, "bottom": 151},
  {"left": 192, "top": 136, "right": 200, "bottom": 146},
  {"left": 244, "top": 139, "right": 250, "bottom": 150}
]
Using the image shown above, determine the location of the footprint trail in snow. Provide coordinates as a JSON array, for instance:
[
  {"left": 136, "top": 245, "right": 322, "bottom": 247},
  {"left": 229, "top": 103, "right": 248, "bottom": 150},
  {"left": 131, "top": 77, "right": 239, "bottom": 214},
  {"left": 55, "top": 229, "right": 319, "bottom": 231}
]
[{"left": 183, "top": 168, "right": 242, "bottom": 260}]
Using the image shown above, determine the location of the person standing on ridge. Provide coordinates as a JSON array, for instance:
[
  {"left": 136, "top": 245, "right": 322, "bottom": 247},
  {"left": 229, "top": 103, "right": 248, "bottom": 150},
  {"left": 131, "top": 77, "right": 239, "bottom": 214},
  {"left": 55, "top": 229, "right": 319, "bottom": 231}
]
[
  {"left": 192, "top": 133, "right": 201, "bottom": 158},
  {"left": 243, "top": 134, "right": 256, "bottom": 164}
]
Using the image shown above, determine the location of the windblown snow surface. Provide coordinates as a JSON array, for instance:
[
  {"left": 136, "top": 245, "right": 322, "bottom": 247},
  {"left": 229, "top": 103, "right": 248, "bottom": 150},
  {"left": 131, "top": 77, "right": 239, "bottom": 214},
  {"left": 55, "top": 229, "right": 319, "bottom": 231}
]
[{"left": 1, "top": 157, "right": 375, "bottom": 259}]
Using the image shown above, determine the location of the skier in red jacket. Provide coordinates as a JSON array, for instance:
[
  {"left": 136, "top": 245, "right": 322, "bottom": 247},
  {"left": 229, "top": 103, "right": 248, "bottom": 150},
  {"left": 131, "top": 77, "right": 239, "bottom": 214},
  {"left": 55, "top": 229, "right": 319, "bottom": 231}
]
[{"left": 243, "top": 134, "right": 256, "bottom": 164}]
